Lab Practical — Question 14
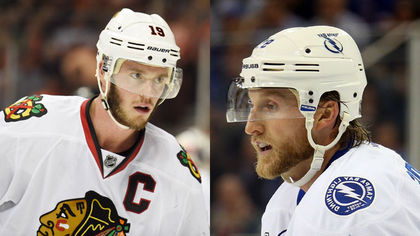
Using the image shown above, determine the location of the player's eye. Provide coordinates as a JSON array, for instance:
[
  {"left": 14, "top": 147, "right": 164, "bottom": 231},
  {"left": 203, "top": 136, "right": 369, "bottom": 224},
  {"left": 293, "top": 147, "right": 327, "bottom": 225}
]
[
  {"left": 264, "top": 102, "right": 278, "bottom": 112},
  {"left": 154, "top": 76, "right": 164, "bottom": 84},
  {"left": 247, "top": 100, "right": 254, "bottom": 109},
  {"left": 130, "top": 73, "right": 142, "bottom": 80},
  {"left": 154, "top": 76, "right": 168, "bottom": 85}
]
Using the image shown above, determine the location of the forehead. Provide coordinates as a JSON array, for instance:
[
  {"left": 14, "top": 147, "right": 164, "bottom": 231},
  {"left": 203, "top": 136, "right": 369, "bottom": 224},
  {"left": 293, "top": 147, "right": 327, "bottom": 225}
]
[
  {"left": 120, "top": 60, "right": 170, "bottom": 74},
  {"left": 248, "top": 88, "right": 298, "bottom": 103}
]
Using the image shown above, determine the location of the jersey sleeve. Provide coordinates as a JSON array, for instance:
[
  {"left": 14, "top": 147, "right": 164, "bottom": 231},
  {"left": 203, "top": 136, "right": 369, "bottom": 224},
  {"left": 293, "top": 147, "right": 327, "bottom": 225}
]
[
  {"left": 0, "top": 131, "right": 61, "bottom": 212},
  {"left": 0, "top": 133, "right": 18, "bottom": 209},
  {"left": 285, "top": 144, "right": 420, "bottom": 235},
  {"left": 176, "top": 186, "right": 210, "bottom": 236}
]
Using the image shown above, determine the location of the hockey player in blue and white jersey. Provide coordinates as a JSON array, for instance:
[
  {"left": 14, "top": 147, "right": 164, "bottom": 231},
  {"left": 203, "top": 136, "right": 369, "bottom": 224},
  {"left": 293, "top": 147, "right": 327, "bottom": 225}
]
[
  {"left": 0, "top": 8, "right": 209, "bottom": 235},
  {"left": 226, "top": 25, "right": 420, "bottom": 235}
]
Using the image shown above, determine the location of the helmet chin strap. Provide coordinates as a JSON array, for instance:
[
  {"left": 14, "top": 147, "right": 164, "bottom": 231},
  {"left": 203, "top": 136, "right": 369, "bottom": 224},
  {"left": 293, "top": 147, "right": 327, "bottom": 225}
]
[
  {"left": 97, "top": 73, "right": 131, "bottom": 130},
  {"left": 287, "top": 112, "right": 351, "bottom": 187}
]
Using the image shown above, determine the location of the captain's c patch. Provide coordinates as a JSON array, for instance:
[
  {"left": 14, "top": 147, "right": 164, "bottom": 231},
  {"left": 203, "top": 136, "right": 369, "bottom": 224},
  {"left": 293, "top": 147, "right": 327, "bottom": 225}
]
[{"left": 3, "top": 95, "right": 47, "bottom": 122}]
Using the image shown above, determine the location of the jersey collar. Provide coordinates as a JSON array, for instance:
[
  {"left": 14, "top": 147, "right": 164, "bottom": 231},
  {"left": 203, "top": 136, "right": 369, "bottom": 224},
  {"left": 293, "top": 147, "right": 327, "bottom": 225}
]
[
  {"left": 80, "top": 97, "right": 145, "bottom": 179},
  {"left": 297, "top": 143, "right": 352, "bottom": 205}
]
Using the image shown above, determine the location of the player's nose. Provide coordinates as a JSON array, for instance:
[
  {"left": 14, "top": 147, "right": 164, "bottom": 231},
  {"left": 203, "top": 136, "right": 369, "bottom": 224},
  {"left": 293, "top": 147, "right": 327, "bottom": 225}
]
[
  {"left": 141, "top": 79, "right": 156, "bottom": 94},
  {"left": 245, "top": 119, "right": 264, "bottom": 136}
]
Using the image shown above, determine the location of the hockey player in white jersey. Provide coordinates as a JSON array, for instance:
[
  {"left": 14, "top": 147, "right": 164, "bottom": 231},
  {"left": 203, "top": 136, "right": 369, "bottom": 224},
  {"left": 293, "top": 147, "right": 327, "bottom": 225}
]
[
  {"left": 226, "top": 25, "right": 420, "bottom": 235},
  {"left": 0, "top": 8, "right": 209, "bottom": 235}
]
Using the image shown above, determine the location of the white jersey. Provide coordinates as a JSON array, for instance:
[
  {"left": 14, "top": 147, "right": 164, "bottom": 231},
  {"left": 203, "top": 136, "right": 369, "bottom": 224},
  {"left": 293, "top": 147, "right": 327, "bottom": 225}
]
[
  {"left": 262, "top": 143, "right": 420, "bottom": 236},
  {"left": 0, "top": 95, "right": 209, "bottom": 235},
  {"left": 261, "top": 182, "right": 300, "bottom": 236}
]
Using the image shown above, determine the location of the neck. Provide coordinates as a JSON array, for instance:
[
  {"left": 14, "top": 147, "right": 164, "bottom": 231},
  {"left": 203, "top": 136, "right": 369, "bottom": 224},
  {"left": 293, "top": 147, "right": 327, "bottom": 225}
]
[
  {"left": 302, "top": 143, "right": 340, "bottom": 192},
  {"left": 89, "top": 97, "right": 139, "bottom": 153},
  {"left": 282, "top": 143, "right": 341, "bottom": 192}
]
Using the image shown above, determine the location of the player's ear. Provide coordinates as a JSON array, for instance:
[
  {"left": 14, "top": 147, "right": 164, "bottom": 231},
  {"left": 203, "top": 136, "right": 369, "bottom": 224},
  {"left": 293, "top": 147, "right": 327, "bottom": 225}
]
[
  {"left": 313, "top": 100, "right": 339, "bottom": 132},
  {"left": 98, "top": 60, "right": 106, "bottom": 90},
  {"left": 98, "top": 60, "right": 105, "bottom": 78}
]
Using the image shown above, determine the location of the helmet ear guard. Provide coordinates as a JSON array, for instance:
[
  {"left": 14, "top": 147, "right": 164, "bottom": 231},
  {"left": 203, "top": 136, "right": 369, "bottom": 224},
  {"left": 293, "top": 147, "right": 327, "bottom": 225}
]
[{"left": 228, "top": 26, "right": 367, "bottom": 186}]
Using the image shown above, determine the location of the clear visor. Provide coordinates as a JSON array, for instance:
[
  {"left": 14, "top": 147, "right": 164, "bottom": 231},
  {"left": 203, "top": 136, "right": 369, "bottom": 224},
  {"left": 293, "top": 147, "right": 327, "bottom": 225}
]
[
  {"left": 226, "top": 77, "right": 304, "bottom": 122},
  {"left": 110, "top": 59, "right": 182, "bottom": 99}
]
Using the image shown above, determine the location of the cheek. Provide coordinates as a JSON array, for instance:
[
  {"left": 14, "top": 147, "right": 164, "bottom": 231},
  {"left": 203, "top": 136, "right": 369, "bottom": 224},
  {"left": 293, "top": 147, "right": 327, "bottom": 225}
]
[
  {"left": 113, "top": 87, "right": 131, "bottom": 105},
  {"left": 268, "top": 119, "right": 304, "bottom": 136},
  {"left": 151, "top": 97, "right": 159, "bottom": 106},
  {"left": 290, "top": 119, "right": 308, "bottom": 141},
  {"left": 267, "top": 119, "right": 307, "bottom": 146}
]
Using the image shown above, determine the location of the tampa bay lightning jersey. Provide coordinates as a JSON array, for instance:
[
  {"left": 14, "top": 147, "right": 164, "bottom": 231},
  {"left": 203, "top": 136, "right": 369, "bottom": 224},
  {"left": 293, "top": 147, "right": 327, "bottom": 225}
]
[
  {"left": 0, "top": 95, "right": 209, "bottom": 235},
  {"left": 262, "top": 143, "right": 420, "bottom": 236},
  {"left": 261, "top": 181, "right": 299, "bottom": 236}
]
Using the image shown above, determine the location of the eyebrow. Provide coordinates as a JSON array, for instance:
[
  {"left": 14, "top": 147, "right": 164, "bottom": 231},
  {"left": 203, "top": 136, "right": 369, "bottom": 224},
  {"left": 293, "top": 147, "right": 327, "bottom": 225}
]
[{"left": 126, "top": 66, "right": 169, "bottom": 77}]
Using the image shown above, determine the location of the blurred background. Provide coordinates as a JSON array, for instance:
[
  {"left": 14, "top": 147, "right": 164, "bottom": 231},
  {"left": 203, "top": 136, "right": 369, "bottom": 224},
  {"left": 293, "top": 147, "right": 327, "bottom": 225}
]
[
  {"left": 0, "top": 0, "right": 210, "bottom": 220},
  {"left": 211, "top": 0, "right": 420, "bottom": 235}
]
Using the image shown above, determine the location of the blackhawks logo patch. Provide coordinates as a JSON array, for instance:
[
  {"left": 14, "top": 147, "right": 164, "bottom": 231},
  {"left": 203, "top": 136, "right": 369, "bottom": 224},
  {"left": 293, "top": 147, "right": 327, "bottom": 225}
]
[
  {"left": 3, "top": 95, "right": 47, "bottom": 122},
  {"left": 177, "top": 145, "right": 202, "bottom": 183},
  {"left": 37, "top": 191, "right": 130, "bottom": 235}
]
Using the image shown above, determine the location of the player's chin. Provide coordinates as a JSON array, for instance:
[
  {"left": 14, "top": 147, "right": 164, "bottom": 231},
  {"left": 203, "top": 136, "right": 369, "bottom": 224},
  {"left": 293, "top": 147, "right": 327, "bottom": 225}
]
[
  {"left": 37, "top": 225, "right": 53, "bottom": 236},
  {"left": 255, "top": 167, "right": 280, "bottom": 180},
  {"left": 127, "top": 120, "right": 147, "bottom": 131},
  {"left": 255, "top": 159, "right": 281, "bottom": 180}
]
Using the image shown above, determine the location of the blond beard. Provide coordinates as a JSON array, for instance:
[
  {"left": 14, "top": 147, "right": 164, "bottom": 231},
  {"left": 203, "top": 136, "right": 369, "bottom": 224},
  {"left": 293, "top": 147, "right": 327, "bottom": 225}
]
[
  {"left": 107, "top": 84, "right": 155, "bottom": 130},
  {"left": 254, "top": 132, "right": 314, "bottom": 180}
]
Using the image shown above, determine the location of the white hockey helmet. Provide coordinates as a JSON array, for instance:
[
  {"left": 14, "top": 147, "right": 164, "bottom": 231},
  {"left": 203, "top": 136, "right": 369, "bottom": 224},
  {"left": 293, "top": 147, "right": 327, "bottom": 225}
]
[
  {"left": 95, "top": 8, "right": 182, "bottom": 128},
  {"left": 227, "top": 26, "right": 367, "bottom": 186}
]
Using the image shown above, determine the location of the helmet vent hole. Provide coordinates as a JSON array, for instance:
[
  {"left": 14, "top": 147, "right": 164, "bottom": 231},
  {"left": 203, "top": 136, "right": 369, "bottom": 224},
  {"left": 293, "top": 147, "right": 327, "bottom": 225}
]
[
  {"left": 251, "top": 77, "right": 255, "bottom": 82},
  {"left": 305, "top": 48, "right": 311, "bottom": 54},
  {"left": 294, "top": 64, "right": 319, "bottom": 72},
  {"left": 110, "top": 41, "right": 121, "bottom": 46},
  {"left": 162, "top": 58, "right": 167, "bottom": 63},
  {"left": 264, "top": 63, "right": 285, "bottom": 66},
  {"left": 262, "top": 62, "right": 285, "bottom": 71},
  {"left": 309, "top": 99, "right": 314, "bottom": 103},
  {"left": 353, "top": 93, "right": 357, "bottom": 98},
  {"left": 170, "top": 49, "right": 180, "bottom": 57},
  {"left": 148, "top": 56, "right": 153, "bottom": 60},
  {"left": 127, "top": 42, "right": 145, "bottom": 51},
  {"left": 309, "top": 91, "right": 313, "bottom": 95},
  {"left": 111, "top": 37, "right": 122, "bottom": 42},
  {"left": 128, "top": 42, "right": 145, "bottom": 46},
  {"left": 127, "top": 46, "right": 144, "bottom": 50},
  {"left": 117, "top": 26, "right": 122, "bottom": 30},
  {"left": 110, "top": 37, "right": 122, "bottom": 46}
]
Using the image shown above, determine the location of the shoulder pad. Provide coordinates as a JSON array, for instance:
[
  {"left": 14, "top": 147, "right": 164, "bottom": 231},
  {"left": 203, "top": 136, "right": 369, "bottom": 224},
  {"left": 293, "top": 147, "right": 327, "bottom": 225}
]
[
  {"left": 3, "top": 95, "right": 48, "bottom": 122},
  {"left": 176, "top": 145, "right": 202, "bottom": 183}
]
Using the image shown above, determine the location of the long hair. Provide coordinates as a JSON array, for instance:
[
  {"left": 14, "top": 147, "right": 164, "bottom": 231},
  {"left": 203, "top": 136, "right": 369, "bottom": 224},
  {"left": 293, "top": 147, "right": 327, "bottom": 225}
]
[{"left": 320, "top": 91, "right": 371, "bottom": 148}]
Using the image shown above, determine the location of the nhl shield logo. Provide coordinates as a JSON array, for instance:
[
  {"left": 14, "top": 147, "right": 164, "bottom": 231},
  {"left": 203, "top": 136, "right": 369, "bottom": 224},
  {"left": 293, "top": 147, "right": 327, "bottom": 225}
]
[
  {"left": 325, "top": 176, "right": 375, "bottom": 216},
  {"left": 104, "top": 155, "right": 117, "bottom": 168}
]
